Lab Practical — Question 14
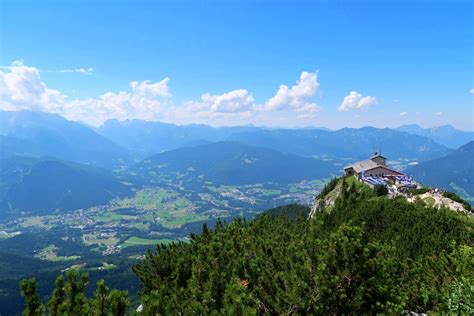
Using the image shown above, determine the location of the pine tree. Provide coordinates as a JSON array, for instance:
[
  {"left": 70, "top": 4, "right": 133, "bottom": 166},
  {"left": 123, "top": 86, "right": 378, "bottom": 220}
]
[
  {"left": 47, "top": 275, "right": 65, "bottom": 316},
  {"left": 107, "top": 289, "right": 129, "bottom": 316},
  {"left": 19, "top": 278, "right": 44, "bottom": 316},
  {"left": 91, "top": 279, "right": 108, "bottom": 316},
  {"left": 63, "top": 270, "right": 89, "bottom": 315}
]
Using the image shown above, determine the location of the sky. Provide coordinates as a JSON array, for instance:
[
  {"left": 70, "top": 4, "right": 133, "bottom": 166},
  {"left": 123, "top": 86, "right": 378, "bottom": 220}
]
[{"left": 0, "top": 0, "right": 473, "bottom": 130}]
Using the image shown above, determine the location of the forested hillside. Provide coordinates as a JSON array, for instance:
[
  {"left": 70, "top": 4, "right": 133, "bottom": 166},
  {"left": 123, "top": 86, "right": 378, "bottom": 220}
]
[
  {"left": 131, "top": 141, "right": 339, "bottom": 185},
  {"left": 20, "top": 179, "right": 474, "bottom": 315},
  {"left": 406, "top": 141, "right": 474, "bottom": 201},
  {"left": 0, "top": 157, "right": 132, "bottom": 217}
]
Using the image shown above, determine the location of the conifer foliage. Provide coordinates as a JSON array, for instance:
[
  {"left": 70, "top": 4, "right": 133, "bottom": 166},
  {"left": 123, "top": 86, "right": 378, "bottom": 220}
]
[
  {"left": 20, "top": 179, "right": 474, "bottom": 314},
  {"left": 20, "top": 270, "right": 129, "bottom": 316}
]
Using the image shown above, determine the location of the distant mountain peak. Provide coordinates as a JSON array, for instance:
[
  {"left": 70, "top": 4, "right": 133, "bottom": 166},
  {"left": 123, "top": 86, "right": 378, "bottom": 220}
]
[{"left": 396, "top": 123, "right": 474, "bottom": 148}]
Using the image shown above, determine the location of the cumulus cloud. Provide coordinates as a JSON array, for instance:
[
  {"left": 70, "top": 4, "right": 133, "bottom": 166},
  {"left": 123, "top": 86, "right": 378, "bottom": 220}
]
[
  {"left": 130, "top": 79, "right": 170, "bottom": 98},
  {"left": 60, "top": 67, "right": 94, "bottom": 75},
  {"left": 0, "top": 61, "right": 171, "bottom": 125},
  {"left": 0, "top": 62, "right": 322, "bottom": 126},
  {"left": 338, "top": 91, "right": 377, "bottom": 112},
  {"left": 0, "top": 60, "right": 64, "bottom": 112},
  {"left": 172, "top": 71, "right": 321, "bottom": 125},
  {"left": 264, "top": 71, "right": 320, "bottom": 115},
  {"left": 469, "top": 88, "right": 474, "bottom": 94},
  {"left": 400, "top": 111, "right": 408, "bottom": 116},
  {"left": 166, "top": 89, "right": 256, "bottom": 126},
  {"left": 63, "top": 79, "right": 171, "bottom": 125},
  {"left": 193, "top": 89, "right": 254, "bottom": 113}
]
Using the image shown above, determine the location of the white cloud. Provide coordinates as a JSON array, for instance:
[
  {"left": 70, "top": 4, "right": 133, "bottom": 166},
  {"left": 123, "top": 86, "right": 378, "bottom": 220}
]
[
  {"left": 130, "top": 79, "right": 170, "bottom": 98},
  {"left": 400, "top": 111, "right": 408, "bottom": 116},
  {"left": 0, "top": 60, "right": 64, "bottom": 112},
  {"left": 435, "top": 111, "right": 443, "bottom": 116},
  {"left": 0, "top": 62, "right": 322, "bottom": 126},
  {"left": 166, "top": 89, "right": 256, "bottom": 126},
  {"left": 0, "top": 61, "right": 171, "bottom": 125},
  {"left": 195, "top": 89, "right": 254, "bottom": 113},
  {"left": 60, "top": 67, "right": 94, "bottom": 75},
  {"left": 171, "top": 71, "right": 321, "bottom": 126},
  {"left": 338, "top": 91, "right": 377, "bottom": 112},
  {"left": 265, "top": 71, "right": 320, "bottom": 115},
  {"left": 63, "top": 80, "right": 171, "bottom": 125},
  {"left": 469, "top": 88, "right": 474, "bottom": 94}
]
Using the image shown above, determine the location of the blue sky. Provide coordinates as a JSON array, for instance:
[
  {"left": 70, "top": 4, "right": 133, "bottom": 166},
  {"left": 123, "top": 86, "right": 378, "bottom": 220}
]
[{"left": 0, "top": 0, "right": 473, "bottom": 129}]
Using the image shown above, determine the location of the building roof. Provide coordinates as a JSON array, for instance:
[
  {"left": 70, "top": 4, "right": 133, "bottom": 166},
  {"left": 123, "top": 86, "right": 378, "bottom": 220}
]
[
  {"left": 370, "top": 153, "right": 387, "bottom": 160},
  {"left": 344, "top": 159, "right": 379, "bottom": 173},
  {"left": 344, "top": 159, "right": 403, "bottom": 175}
]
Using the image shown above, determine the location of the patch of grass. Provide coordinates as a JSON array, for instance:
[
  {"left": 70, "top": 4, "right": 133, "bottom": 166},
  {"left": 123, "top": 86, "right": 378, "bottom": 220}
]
[
  {"left": 258, "top": 189, "right": 282, "bottom": 196},
  {"left": 345, "top": 176, "right": 372, "bottom": 194},
  {"left": 94, "top": 212, "right": 123, "bottom": 222},
  {"left": 424, "top": 196, "right": 436, "bottom": 207},
  {"left": 35, "top": 244, "right": 80, "bottom": 261},
  {"left": 121, "top": 236, "right": 174, "bottom": 248},
  {"left": 119, "top": 188, "right": 180, "bottom": 210},
  {"left": 82, "top": 234, "right": 119, "bottom": 246},
  {"left": 89, "top": 262, "right": 117, "bottom": 271},
  {"left": 19, "top": 216, "right": 52, "bottom": 229},
  {"left": 130, "top": 222, "right": 150, "bottom": 231},
  {"left": 0, "top": 231, "right": 19, "bottom": 239},
  {"left": 155, "top": 210, "right": 208, "bottom": 228}
]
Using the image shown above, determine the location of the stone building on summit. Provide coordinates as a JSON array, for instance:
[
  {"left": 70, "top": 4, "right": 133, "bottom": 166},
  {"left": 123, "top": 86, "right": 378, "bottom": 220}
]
[{"left": 343, "top": 153, "right": 403, "bottom": 179}]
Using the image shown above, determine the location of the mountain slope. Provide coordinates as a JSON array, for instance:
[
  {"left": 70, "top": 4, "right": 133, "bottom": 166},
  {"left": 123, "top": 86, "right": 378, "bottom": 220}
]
[
  {"left": 228, "top": 127, "right": 451, "bottom": 161},
  {"left": 131, "top": 141, "right": 339, "bottom": 185},
  {"left": 96, "top": 119, "right": 258, "bottom": 158},
  {"left": 405, "top": 141, "right": 474, "bottom": 199},
  {"left": 131, "top": 193, "right": 473, "bottom": 314},
  {"left": 0, "top": 157, "right": 132, "bottom": 217},
  {"left": 0, "top": 110, "right": 133, "bottom": 168},
  {"left": 396, "top": 124, "right": 474, "bottom": 148}
]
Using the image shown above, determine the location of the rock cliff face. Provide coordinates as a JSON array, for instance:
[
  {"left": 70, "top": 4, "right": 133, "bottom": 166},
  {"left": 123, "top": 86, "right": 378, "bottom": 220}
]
[{"left": 309, "top": 180, "right": 343, "bottom": 218}]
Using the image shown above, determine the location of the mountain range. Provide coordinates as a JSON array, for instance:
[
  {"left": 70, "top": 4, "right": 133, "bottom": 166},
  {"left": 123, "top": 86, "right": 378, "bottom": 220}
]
[
  {"left": 227, "top": 127, "right": 451, "bottom": 161},
  {"left": 396, "top": 124, "right": 474, "bottom": 148},
  {"left": 96, "top": 119, "right": 259, "bottom": 158},
  {"left": 0, "top": 157, "right": 131, "bottom": 217},
  {"left": 96, "top": 118, "right": 458, "bottom": 161},
  {"left": 406, "top": 141, "right": 474, "bottom": 199},
  {"left": 0, "top": 111, "right": 133, "bottom": 168},
  {"left": 130, "top": 141, "right": 340, "bottom": 185},
  {"left": 2, "top": 110, "right": 464, "bottom": 167},
  {"left": 1, "top": 110, "right": 473, "bottom": 215}
]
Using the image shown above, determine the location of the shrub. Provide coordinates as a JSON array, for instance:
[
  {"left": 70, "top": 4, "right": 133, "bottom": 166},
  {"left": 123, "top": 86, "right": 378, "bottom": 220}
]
[
  {"left": 409, "top": 187, "right": 430, "bottom": 195},
  {"left": 373, "top": 185, "right": 388, "bottom": 196}
]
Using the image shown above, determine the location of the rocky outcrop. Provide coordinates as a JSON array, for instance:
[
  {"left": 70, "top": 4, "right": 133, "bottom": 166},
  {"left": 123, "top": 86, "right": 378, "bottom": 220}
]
[
  {"left": 407, "top": 192, "right": 472, "bottom": 215},
  {"left": 309, "top": 180, "right": 343, "bottom": 218}
]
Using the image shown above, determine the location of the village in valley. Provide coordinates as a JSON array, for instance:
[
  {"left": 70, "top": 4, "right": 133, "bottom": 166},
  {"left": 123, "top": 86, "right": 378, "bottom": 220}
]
[{"left": 1, "top": 151, "right": 471, "bottom": 267}]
